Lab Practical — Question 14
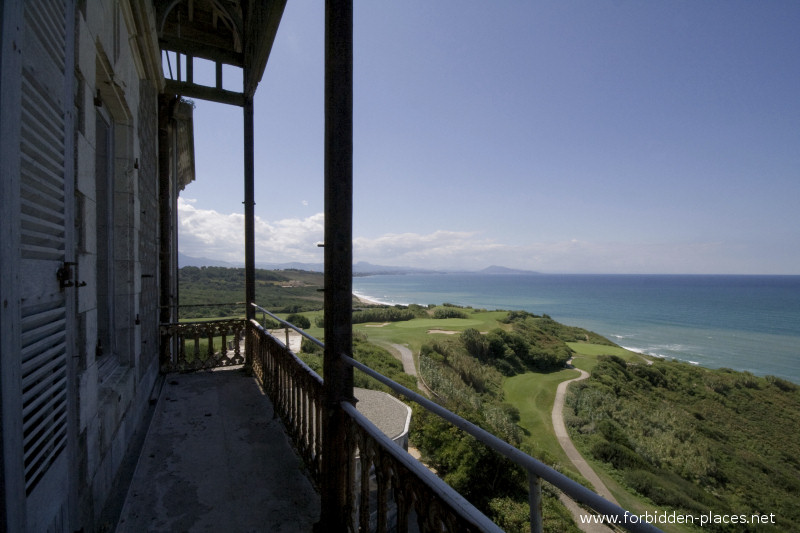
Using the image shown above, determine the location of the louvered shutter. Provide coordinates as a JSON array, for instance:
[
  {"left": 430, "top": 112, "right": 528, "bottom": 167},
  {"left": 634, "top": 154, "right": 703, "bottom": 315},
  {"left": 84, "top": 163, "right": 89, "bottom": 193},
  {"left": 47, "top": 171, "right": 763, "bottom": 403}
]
[{"left": 1, "top": 0, "right": 76, "bottom": 530}]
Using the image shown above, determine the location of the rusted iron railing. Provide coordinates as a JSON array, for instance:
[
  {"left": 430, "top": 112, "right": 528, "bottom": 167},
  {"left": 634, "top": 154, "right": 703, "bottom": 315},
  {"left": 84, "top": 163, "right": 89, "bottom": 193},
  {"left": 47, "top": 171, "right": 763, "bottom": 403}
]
[
  {"left": 159, "top": 318, "right": 245, "bottom": 372},
  {"left": 248, "top": 318, "right": 324, "bottom": 481},
  {"left": 343, "top": 401, "right": 500, "bottom": 533}
]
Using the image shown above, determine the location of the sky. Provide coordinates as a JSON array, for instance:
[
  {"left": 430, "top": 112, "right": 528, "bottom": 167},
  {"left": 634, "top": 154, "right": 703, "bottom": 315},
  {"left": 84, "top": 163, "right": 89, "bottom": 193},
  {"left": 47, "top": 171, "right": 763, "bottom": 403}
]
[{"left": 178, "top": 1, "right": 800, "bottom": 274}]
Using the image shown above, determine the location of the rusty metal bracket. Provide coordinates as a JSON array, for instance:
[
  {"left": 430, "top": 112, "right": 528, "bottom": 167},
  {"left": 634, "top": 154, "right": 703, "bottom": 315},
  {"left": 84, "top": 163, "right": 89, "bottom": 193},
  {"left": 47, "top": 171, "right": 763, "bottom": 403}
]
[{"left": 57, "top": 262, "right": 87, "bottom": 290}]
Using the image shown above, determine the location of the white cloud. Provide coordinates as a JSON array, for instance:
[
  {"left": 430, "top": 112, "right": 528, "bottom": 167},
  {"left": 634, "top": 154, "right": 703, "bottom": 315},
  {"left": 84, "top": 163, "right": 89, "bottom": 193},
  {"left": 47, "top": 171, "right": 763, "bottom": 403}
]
[
  {"left": 353, "top": 230, "right": 505, "bottom": 270},
  {"left": 354, "top": 233, "right": 752, "bottom": 274},
  {"left": 178, "top": 199, "right": 769, "bottom": 273},
  {"left": 178, "top": 198, "right": 324, "bottom": 263}
]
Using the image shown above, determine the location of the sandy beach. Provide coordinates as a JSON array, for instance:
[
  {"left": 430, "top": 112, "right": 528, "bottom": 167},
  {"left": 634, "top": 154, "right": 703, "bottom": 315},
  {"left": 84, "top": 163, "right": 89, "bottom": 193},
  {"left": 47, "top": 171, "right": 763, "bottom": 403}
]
[{"left": 353, "top": 292, "right": 389, "bottom": 306}]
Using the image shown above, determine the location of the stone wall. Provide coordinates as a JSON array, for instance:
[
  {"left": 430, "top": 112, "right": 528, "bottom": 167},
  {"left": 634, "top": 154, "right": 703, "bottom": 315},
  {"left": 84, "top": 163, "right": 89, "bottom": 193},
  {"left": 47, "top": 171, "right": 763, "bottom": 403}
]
[{"left": 72, "top": 1, "right": 161, "bottom": 527}]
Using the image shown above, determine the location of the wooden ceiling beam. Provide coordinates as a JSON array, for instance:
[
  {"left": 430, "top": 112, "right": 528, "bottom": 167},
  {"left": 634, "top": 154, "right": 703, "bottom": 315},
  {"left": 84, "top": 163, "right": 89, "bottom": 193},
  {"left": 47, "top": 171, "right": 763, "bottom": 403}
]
[
  {"left": 156, "top": 0, "right": 286, "bottom": 100},
  {"left": 162, "top": 18, "right": 237, "bottom": 51},
  {"left": 160, "top": 36, "right": 243, "bottom": 67},
  {"left": 164, "top": 79, "right": 245, "bottom": 107}
]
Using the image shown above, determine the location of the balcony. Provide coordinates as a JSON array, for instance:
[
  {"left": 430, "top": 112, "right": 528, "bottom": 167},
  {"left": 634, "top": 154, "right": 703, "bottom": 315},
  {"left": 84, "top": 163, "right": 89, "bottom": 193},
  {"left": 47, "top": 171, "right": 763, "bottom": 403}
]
[
  {"left": 112, "top": 311, "right": 662, "bottom": 532},
  {"left": 115, "top": 366, "right": 320, "bottom": 532}
]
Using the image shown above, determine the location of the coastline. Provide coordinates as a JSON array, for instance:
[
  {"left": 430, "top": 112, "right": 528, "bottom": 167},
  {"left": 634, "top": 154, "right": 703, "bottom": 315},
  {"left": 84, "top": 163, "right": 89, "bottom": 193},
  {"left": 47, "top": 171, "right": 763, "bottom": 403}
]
[
  {"left": 350, "top": 274, "right": 800, "bottom": 383},
  {"left": 354, "top": 291, "right": 401, "bottom": 307}
]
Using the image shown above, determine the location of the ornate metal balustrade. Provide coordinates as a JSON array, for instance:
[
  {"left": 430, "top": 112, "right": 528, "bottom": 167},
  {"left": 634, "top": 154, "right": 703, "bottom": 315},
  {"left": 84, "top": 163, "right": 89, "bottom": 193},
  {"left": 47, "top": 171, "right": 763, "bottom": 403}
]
[
  {"left": 159, "top": 319, "right": 246, "bottom": 372},
  {"left": 248, "top": 319, "right": 324, "bottom": 481},
  {"left": 343, "top": 402, "right": 500, "bottom": 533},
  {"left": 246, "top": 313, "right": 498, "bottom": 533}
]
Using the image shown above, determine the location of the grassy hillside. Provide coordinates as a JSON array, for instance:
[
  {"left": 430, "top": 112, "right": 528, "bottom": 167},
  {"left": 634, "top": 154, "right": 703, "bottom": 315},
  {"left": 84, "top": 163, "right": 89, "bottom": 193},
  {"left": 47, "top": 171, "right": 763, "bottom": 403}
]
[
  {"left": 178, "top": 266, "right": 327, "bottom": 317},
  {"left": 565, "top": 356, "right": 800, "bottom": 532}
]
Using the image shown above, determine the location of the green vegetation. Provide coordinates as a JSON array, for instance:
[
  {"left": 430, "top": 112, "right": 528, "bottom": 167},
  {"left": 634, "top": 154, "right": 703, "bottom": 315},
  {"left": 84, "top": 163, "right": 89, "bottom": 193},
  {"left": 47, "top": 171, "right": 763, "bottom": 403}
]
[
  {"left": 180, "top": 269, "right": 800, "bottom": 532},
  {"left": 285, "top": 313, "right": 311, "bottom": 329},
  {"left": 299, "top": 333, "right": 417, "bottom": 393},
  {"left": 315, "top": 306, "right": 417, "bottom": 327},
  {"left": 288, "top": 302, "right": 583, "bottom": 531},
  {"left": 565, "top": 356, "right": 800, "bottom": 532},
  {"left": 397, "top": 309, "right": 591, "bottom": 532},
  {"left": 411, "top": 327, "right": 581, "bottom": 532},
  {"left": 567, "top": 341, "right": 647, "bottom": 373},
  {"left": 505, "top": 311, "right": 615, "bottom": 346},
  {"left": 178, "top": 266, "right": 330, "bottom": 318},
  {"left": 503, "top": 370, "right": 580, "bottom": 470},
  {"left": 432, "top": 307, "right": 470, "bottom": 319}
]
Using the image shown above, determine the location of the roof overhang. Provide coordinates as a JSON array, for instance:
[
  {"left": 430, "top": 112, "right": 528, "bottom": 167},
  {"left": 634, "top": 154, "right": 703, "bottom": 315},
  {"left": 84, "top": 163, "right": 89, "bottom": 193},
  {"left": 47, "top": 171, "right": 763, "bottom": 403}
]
[{"left": 154, "top": 0, "right": 287, "bottom": 106}]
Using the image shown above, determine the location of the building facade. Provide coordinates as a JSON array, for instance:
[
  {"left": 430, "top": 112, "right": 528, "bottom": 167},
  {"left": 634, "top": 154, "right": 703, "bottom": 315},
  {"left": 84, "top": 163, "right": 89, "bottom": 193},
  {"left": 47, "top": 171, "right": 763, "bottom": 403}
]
[{"left": 1, "top": 1, "right": 190, "bottom": 530}]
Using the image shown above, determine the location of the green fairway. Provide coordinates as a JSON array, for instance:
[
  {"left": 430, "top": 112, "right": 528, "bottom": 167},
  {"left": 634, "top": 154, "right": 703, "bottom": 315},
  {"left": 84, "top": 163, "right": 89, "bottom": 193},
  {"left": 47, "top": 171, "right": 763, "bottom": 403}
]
[
  {"left": 351, "top": 309, "right": 511, "bottom": 354},
  {"left": 503, "top": 370, "right": 580, "bottom": 474},
  {"left": 566, "top": 342, "right": 649, "bottom": 373}
]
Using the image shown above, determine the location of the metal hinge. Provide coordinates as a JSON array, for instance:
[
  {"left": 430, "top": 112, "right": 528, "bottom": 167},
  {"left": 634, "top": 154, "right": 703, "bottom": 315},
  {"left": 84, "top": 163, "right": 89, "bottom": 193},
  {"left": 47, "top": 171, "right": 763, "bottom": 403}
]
[{"left": 57, "top": 262, "right": 87, "bottom": 291}]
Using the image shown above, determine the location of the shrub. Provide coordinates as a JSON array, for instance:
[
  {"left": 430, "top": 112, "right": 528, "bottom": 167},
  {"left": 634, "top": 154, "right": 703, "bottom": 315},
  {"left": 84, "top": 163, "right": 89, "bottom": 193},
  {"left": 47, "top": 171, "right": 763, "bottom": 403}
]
[
  {"left": 623, "top": 469, "right": 713, "bottom": 515},
  {"left": 591, "top": 441, "right": 647, "bottom": 470},
  {"left": 767, "top": 375, "right": 798, "bottom": 392},
  {"left": 300, "top": 337, "right": 322, "bottom": 354},
  {"left": 433, "top": 307, "right": 469, "bottom": 319},
  {"left": 352, "top": 307, "right": 415, "bottom": 324},
  {"left": 285, "top": 313, "right": 311, "bottom": 329},
  {"left": 460, "top": 328, "right": 489, "bottom": 359}
]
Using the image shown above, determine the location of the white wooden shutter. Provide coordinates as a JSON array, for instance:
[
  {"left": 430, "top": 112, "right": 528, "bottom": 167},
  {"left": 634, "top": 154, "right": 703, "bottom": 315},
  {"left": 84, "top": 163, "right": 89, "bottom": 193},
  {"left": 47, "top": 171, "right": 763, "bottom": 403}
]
[{"left": 19, "top": 0, "right": 71, "bottom": 498}]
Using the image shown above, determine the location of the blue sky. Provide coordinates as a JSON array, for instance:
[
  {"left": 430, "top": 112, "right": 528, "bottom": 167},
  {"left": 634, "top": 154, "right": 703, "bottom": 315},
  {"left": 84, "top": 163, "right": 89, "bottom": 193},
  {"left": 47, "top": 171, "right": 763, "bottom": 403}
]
[{"left": 179, "top": 1, "right": 800, "bottom": 274}]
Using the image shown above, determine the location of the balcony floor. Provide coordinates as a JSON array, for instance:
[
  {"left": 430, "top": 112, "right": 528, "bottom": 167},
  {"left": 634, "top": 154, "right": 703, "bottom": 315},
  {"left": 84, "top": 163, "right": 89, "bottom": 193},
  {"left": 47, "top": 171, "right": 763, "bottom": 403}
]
[{"left": 116, "top": 367, "right": 320, "bottom": 532}]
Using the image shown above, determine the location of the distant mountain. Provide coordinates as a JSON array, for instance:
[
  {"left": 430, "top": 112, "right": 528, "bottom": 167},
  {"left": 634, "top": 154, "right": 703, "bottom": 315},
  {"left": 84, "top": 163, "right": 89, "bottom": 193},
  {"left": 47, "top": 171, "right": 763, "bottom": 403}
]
[
  {"left": 178, "top": 254, "right": 437, "bottom": 274},
  {"left": 257, "top": 261, "right": 324, "bottom": 272},
  {"left": 353, "top": 261, "right": 441, "bottom": 275},
  {"left": 477, "top": 265, "right": 540, "bottom": 275},
  {"left": 178, "top": 253, "right": 240, "bottom": 268},
  {"left": 179, "top": 254, "right": 532, "bottom": 276}
]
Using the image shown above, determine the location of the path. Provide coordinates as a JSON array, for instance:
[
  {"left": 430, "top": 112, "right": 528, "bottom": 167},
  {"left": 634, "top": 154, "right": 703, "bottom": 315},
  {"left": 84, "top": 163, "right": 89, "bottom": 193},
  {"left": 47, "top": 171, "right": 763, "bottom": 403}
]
[
  {"left": 552, "top": 361, "right": 619, "bottom": 505},
  {"left": 551, "top": 362, "right": 619, "bottom": 532},
  {"left": 390, "top": 343, "right": 417, "bottom": 377},
  {"left": 385, "top": 343, "right": 616, "bottom": 530},
  {"left": 378, "top": 342, "right": 433, "bottom": 396}
]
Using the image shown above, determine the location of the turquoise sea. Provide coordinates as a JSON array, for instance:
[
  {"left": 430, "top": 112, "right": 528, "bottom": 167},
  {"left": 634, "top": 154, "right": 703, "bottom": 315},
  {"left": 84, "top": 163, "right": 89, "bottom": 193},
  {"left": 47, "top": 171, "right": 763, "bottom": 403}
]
[{"left": 352, "top": 274, "right": 800, "bottom": 383}]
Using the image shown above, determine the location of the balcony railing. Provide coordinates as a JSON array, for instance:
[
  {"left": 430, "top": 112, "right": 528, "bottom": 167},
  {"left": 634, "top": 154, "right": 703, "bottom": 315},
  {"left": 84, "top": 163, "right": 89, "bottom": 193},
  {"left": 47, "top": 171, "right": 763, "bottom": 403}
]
[
  {"left": 159, "top": 318, "right": 246, "bottom": 372},
  {"left": 248, "top": 315, "right": 324, "bottom": 481},
  {"left": 160, "top": 307, "right": 661, "bottom": 532}
]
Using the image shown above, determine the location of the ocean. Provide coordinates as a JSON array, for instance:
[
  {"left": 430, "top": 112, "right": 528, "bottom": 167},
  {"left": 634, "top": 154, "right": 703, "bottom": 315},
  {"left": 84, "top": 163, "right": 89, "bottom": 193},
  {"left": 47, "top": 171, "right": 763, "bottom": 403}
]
[{"left": 352, "top": 274, "right": 800, "bottom": 383}]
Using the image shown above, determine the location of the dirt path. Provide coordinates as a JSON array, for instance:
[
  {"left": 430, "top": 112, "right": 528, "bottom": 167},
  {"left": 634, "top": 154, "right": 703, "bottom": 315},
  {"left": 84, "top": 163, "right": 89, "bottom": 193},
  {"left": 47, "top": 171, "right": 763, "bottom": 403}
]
[
  {"left": 379, "top": 342, "right": 432, "bottom": 396},
  {"left": 552, "top": 363, "right": 619, "bottom": 505},
  {"left": 386, "top": 343, "right": 617, "bottom": 530},
  {"left": 389, "top": 343, "right": 417, "bottom": 377}
]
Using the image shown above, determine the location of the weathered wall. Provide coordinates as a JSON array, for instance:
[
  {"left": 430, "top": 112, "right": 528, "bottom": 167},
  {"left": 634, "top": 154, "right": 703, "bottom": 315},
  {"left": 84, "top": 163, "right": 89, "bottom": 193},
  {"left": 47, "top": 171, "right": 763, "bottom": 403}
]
[{"left": 73, "top": 0, "right": 161, "bottom": 528}]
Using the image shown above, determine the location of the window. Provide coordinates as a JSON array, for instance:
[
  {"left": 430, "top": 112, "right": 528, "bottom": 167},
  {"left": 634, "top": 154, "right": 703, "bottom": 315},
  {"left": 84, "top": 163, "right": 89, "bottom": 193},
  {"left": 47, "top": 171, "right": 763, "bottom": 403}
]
[{"left": 95, "top": 108, "right": 117, "bottom": 379}]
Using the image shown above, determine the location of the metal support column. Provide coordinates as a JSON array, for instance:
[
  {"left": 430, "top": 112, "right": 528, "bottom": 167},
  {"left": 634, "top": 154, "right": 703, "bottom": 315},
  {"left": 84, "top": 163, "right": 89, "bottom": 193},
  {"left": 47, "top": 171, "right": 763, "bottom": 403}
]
[
  {"left": 244, "top": 96, "right": 256, "bottom": 324},
  {"left": 319, "top": 0, "right": 354, "bottom": 530},
  {"left": 529, "top": 472, "right": 543, "bottom": 533}
]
